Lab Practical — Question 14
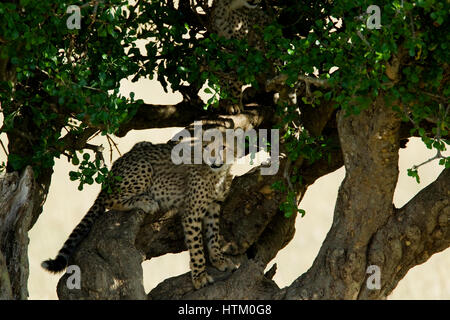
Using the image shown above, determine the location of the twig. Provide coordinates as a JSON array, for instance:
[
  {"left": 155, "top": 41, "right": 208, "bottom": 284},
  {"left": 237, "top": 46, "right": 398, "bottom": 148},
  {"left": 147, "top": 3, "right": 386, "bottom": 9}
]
[
  {"left": 106, "top": 134, "right": 122, "bottom": 162},
  {"left": 356, "top": 30, "right": 372, "bottom": 49},
  {"left": 37, "top": 66, "right": 103, "bottom": 92},
  {"left": 80, "top": 0, "right": 103, "bottom": 9},
  {"left": 402, "top": 105, "right": 420, "bottom": 131},
  {"left": 61, "top": 151, "right": 72, "bottom": 162},
  {"left": 82, "top": 85, "right": 103, "bottom": 92},
  {"left": 411, "top": 152, "right": 443, "bottom": 170},
  {"left": 282, "top": 155, "right": 303, "bottom": 207},
  {"left": 106, "top": 135, "right": 114, "bottom": 163},
  {"left": 11, "top": 129, "right": 35, "bottom": 145},
  {"left": 421, "top": 91, "right": 448, "bottom": 103},
  {"left": 266, "top": 74, "right": 330, "bottom": 94},
  {"left": 0, "top": 139, "right": 8, "bottom": 156},
  {"left": 411, "top": 103, "right": 449, "bottom": 171},
  {"left": 283, "top": 157, "right": 294, "bottom": 194},
  {"left": 87, "top": 129, "right": 102, "bottom": 142},
  {"left": 443, "top": 104, "right": 449, "bottom": 121},
  {"left": 84, "top": 143, "right": 105, "bottom": 166},
  {"left": 408, "top": 12, "right": 416, "bottom": 39},
  {"left": 87, "top": 0, "right": 100, "bottom": 29}
]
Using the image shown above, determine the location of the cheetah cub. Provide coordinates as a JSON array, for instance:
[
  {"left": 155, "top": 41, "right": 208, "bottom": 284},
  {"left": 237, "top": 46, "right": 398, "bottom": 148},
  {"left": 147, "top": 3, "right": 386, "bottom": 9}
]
[
  {"left": 42, "top": 139, "right": 238, "bottom": 289},
  {"left": 210, "top": 0, "right": 272, "bottom": 114}
]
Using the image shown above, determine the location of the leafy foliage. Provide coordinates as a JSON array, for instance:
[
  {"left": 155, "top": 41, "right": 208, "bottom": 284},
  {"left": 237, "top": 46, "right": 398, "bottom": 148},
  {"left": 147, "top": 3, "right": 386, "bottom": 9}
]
[
  {"left": 0, "top": 0, "right": 448, "bottom": 213},
  {"left": 0, "top": 0, "right": 142, "bottom": 181},
  {"left": 268, "top": 1, "right": 448, "bottom": 206}
]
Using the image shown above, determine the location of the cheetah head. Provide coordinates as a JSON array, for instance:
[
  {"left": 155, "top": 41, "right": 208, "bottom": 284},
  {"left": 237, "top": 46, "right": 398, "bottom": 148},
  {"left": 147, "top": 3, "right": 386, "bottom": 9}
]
[
  {"left": 203, "top": 139, "right": 233, "bottom": 169},
  {"left": 202, "top": 128, "right": 249, "bottom": 170}
]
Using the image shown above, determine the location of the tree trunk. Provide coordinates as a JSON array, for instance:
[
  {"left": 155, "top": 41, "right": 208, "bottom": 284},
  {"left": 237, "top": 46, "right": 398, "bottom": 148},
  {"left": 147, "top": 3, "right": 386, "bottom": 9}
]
[
  {"left": 284, "top": 95, "right": 402, "bottom": 299},
  {"left": 0, "top": 166, "right": 36, "bottom": 300}
]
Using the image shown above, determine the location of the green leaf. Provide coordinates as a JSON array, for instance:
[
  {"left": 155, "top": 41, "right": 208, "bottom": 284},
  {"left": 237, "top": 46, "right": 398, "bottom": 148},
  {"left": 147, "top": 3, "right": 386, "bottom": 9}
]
[
  {"left": 407, "top": 168, "right": 420, "bottom": 184},
  {"left": 72, "top": 156, "right": 80, "bottom": 165}
]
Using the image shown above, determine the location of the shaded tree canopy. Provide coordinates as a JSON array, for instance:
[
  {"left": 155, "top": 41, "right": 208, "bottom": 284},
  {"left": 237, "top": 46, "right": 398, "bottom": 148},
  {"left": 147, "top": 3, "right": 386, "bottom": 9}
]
[{"left": 0, "top": 0, "right": 448, "bottom": 299}]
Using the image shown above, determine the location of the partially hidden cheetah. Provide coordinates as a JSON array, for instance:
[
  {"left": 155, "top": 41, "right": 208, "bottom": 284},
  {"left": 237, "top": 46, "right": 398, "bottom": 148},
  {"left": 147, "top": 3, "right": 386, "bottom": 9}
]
[
  {"left": 42, "top": 138, "right": 238, "bottom": 289},
  {"left": 209, "top": 0, "right": 272, "bottom": 114}
]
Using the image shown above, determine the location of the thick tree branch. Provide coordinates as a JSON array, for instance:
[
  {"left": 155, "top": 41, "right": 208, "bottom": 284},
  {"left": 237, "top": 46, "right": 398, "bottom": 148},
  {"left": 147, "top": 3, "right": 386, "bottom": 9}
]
[
  {"left": 0, "top": 166, "right": 35, "bottom": 300},
  {"left": 149, "top": 258, "right": 280, "bottom": 300},
  {"left": 57, "top": 209, "right": 149, "bottom": 299},
  {"left": 114, "top": 102, "right": 275, "bottom": 137},
  {"left": 360, "top": 168, "right": 449, "bottom": 299},
  {"left": 0, "top": 251, "right": 13, "bottom": 299},
  {"left": 115, "top": 101, "right": 206, "bottom": 137},
  {"left": 283, "top": 95, "right": 403, "bottom": 299}
]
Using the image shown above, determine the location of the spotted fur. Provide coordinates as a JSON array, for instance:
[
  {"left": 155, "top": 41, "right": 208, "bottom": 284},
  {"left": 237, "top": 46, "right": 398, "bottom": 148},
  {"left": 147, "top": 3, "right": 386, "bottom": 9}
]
[
  {"left": 210, "top": 0, "right": 272, "bottom": 114},
  {"left": 42, "top": 140, "right": 237, "bottom": 289}
]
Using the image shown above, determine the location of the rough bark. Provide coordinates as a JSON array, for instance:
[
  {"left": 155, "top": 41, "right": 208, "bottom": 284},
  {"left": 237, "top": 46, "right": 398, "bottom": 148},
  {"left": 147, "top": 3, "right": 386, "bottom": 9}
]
[
  {"left": 0, "top": 166, "right": 35, "bottom": 300},
  {"left": 0, "top": 251, "right": 13, "bottom": 300},
  {"left": 149, "top": 258, "right": 280, "bottom": 300},
  {"left": 283, "top": 95, "right": 403, "bottom": 299},
  {"left": 57, "top": 210, "right": 148, "bottom": 300},
  {"left": 360, "top": 168, "right": 449, "bottom": 299}
]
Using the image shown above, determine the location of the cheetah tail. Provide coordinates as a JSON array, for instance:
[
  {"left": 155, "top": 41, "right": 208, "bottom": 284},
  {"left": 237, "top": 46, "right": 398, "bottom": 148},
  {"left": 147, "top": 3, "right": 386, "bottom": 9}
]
[{"left": 41, "top": 193, "right": 107, "bottom": 273}]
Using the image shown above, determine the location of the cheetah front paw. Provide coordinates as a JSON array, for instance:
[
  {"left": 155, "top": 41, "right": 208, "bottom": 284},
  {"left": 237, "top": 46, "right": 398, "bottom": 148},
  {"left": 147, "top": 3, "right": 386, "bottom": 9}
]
[
  {"left": 225, "top": 103, "right": 243, "bottom": 114},
  {"left": 192, "top": 271, "right": 214, "bottom": 289},
  {"left": 211, "top": 255, "right": 238, "bottom": 272},
  {"left": 220, "top": 99, "right": 243, "bottom": 115}
]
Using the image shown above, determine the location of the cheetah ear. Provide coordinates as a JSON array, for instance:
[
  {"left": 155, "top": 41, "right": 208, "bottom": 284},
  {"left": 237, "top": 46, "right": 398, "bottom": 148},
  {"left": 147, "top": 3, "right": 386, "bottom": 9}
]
[{"left": 230, "top": 0, "right": 257, "bottom": 10}]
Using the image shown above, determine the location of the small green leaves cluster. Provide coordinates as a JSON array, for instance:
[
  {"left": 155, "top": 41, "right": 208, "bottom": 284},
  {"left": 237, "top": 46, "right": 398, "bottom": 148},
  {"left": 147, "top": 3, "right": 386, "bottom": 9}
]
[
  {"left": 272, "top": 181, "right": 306, "bottom": 219},
  {"left": 273, "top": 102, "right": 337, "bottom": 218},
  {"left": 259, "top": 1, "right": 448, "bottom": 214},
  {"left": 69, "top": 151, "right": 105, "bottom": 190},
  {"left": 187, "top": 33, "right": 270, "bottom": 108},
  {"left": 0, "top": 1, "right": 143, "bottom": 182},
  {"left": 68, "top": 150, "right": 123, "bottom": 193}
]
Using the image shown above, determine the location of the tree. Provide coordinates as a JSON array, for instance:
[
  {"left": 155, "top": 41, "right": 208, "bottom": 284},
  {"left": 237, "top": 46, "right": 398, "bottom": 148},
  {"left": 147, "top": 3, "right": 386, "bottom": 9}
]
[{"left": 0, "top": 0, "right": 448, "bottom": 300}]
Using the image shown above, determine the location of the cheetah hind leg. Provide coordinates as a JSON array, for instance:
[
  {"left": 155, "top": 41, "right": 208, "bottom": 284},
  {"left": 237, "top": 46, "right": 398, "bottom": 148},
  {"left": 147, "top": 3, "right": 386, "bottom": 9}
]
[
  {"left": 204, "top": 203, "right": 238, "bottom": 272},
  {"left": 112, "top": 193, "right": 160, "bottom": 215}
]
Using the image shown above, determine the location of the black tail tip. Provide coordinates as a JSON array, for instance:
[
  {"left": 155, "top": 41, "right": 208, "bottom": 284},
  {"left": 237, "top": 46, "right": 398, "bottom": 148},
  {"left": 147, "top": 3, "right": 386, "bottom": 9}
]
[{"left": 41, "top": 255, "right": 68, "bottom": 273}]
